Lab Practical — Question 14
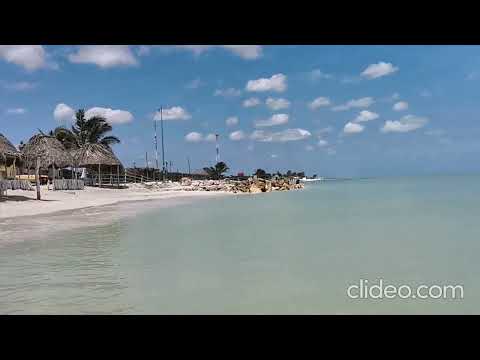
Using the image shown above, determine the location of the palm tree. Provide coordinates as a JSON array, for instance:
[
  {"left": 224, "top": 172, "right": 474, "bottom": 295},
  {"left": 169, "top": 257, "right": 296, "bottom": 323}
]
[
  {"left": 203, "top": 161, "right": 229, "bottom": 179},
  {"left": 254, "top": 168, "right": 267, "bottom": 178},
  {"left": 71, "top": 109, "right": 120, "bottom": 148},
  {"left": 46, "top": 126, "right": 78, "bottom": 150},
  {"left": 45, "top": 109, "right": 120, "bottom": 150}
]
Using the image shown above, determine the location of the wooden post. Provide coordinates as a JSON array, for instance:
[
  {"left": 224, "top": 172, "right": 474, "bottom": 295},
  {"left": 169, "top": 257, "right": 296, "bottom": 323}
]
[
  {"left": 35, "top": 157, "right": 41, "bottom": 200},
  {"left": 124, "top": 169, "right": 127, "bottom": 184},
  {"left": 98, "top": 163, "right": 101, "bottom": 188},
  {"left": 52, "top": 163, "right": 56, "bottom": 191},
  {"left": 117, "top": 165, "right": 120, "bottom": 188}
]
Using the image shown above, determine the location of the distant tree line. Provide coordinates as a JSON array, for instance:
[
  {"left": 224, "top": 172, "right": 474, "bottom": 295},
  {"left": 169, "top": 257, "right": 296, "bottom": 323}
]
[{"left": 253, "top": 169, "right": 309, "bottom": 179}]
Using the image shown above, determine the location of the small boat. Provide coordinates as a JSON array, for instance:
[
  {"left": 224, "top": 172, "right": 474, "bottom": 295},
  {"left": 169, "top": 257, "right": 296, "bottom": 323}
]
[{"left": 299, "top": 177, "right": 323, "bottom": 182}]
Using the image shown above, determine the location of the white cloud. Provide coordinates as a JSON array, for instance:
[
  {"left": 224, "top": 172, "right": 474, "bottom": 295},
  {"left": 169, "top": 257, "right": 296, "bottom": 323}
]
[
  {"left": 226, "top": 116, "right": 239, "bottom": 127},
  {"left": 54, "top": 103, "right": 75, "bottom": 122},
  {"left": 305, "top": 145, "right": 315, "bottom": 151},
  {"left": 221, "top": 45, "right": 263, "bottom": 60},
  {"left": 354, "top": 110, "right": 379, "bottom": 122},
  {"left": 332, "top": 97, "right": 374, "bottom": 111},
  {"left": 250, "top": 128, "right": 311, "bottom": 142},
  {"left": 243, "top": 97, "right": 261, "bottom": 107},
  {"left": 393, "top": 101, "right": 409, "bottom": 111},
  {"left": 381, "top": 115, "right": 429, "bottom": 133},
  {"left": 361, "top": 61, "right": 398, "bottom": 79},
  {"left": 246, "top": 73, "right": 287, "bottom": 92},
  {"left": 204, "top": 133, "right": 217, "bottom": 142},
  {"left": 214, "top": 87, "right": 241, "bottom": 97},
  {"left": 317, "top": 139, "right": 328, "bottom": 147},
  {"left": 154, "top": 106, "right": 191, "bottom": 121},
  {"left": 0, "top": 45, "right": 53, "bottom": 71},
  {"left": 343, "top": 122, "right": 364, "bottom": 134},
  {"left": 2, "top": 81, "right": 36, "bottom": 91},
  {"left": 266, "top": 97, "right": 290, "bottom": 110},
  {"left": 185, "top": 132, "right": 203, "bottom": 142},
  {"left": 271, "top": 154, "right": 278, "bottom": 158},
  {"left": 6, "top": 108, "right": 26, "bottom": 115},
  {"left": 250, "top": 130, "right": 268, "bottom": 141},
  {"left": 184, "top": 132, "right": 217, "bottom": 143},
  {"left": 271, "top": 128, "right": 311, "bottom": 142},
  {"left": 85, "top": 107, "right": 134, "bottom": 124},
  {"left": 255, "top": 113, "right": 289, "bottom": 128},
  {"left": 175, "top": 45, "right": 212, "bottom": 55},
  {"left": 229, "top": 130, "right": 246, "bottom": 141},
  {"left": 310, "top": 69, "right": 332, "bottom": 80},
  {"left": 174, "top": 45, "right": 262, "bottom": 60},
  {"left": 68, "top": 45, "right": 138, "bottom": 68},
  {"left": 309, "top": 96, "right": 331, "bottom": 110}
]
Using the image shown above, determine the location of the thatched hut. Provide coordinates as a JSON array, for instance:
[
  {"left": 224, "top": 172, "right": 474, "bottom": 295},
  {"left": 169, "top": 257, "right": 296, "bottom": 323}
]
[
  {"left": 71, "top": 143, "right": 123, "bottom": 188},
  {"left": 0, "top": 133, "right": 21, "bottom": 180},
  {"left": 21, "top": 134, "right": 73, "bottom": 199}
]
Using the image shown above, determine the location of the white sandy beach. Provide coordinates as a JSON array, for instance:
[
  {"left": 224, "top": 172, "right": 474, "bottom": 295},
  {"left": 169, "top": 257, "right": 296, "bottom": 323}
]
[{"left": 0, "top": 183, "right": 231, "bottom": 220}]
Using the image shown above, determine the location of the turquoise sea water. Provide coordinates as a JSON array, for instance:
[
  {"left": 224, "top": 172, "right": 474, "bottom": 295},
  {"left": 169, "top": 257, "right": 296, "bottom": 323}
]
[{"left": 1, "top": 175, "right": 480, "bottom": 314}]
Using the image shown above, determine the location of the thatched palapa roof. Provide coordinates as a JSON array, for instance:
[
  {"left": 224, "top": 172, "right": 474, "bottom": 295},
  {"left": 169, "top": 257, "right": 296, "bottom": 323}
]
[
  {"left": 0, "top": 133, "right": 21, "bottom": 164},
  {"left": 21, "top": 134, "right": 72, "bottom": 169},
  {"left": 0, "top": 133, "right": 20, "bottom": 156},
  {"left": 71, "top": 143, "right": 122, "bottom": 168}
]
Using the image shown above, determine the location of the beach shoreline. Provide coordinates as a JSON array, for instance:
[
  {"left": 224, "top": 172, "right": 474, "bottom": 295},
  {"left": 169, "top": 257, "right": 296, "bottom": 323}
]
[
  {"left": 0, "top": 176, "right": 303, "bottom": 220},
  {"left": 0, "top": 185, "right": 234, "bottom": 246},
  {"left": 0, "top": 183, "right": 234, "bottom": 220}
]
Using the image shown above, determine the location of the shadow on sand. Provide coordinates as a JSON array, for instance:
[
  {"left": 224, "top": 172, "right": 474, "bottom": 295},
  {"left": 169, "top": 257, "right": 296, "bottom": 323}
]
[{"left": 0, "top": 195, "right": 58, "bottom": 202}]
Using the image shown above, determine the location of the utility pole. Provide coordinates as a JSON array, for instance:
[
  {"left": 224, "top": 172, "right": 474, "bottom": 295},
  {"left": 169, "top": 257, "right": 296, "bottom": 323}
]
[
  {"left": 160, "top": 107, "right": 166, "bottom": 181},
  {"left": 187, "top": 156, "right": 191, "bottom": 175},
  {"left": 145, "top": 152, "right": 149, "bottom": 179},
  {"left": 215, "top": 134, "right": 220, "bottom": 163},
  {"left": 154, "top": 115, "right": 159, "bottom": 182}
]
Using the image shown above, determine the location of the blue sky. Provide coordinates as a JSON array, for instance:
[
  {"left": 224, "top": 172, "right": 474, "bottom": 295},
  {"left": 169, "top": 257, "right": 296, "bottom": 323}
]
[{"left": 1, "top": 45, "right": 480, "bottom": 178}]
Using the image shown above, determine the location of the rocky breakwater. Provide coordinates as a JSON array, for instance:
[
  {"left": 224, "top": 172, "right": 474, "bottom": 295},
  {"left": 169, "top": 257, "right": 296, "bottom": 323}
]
[{"left": 180, "top": 177, "right": 304, "bottom": 193}]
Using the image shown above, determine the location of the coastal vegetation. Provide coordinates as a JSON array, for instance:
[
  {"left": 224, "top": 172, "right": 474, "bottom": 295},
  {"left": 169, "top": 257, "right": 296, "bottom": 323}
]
[
  {"left": 44, "top": 109, "right": 121, "bottom": 150},
  {"left": 203, "top": 161, "right": 229, "bottom": 180}
]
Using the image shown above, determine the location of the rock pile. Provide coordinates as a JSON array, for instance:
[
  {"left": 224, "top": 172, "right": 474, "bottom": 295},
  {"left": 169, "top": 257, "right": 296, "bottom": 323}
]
[{"left": 179, "top": 177, "right": 303, "bottom": 193}]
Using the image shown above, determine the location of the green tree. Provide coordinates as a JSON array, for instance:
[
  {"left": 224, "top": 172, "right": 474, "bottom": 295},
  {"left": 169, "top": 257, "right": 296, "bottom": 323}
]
[
  {"left": 47, "top": 126, "right": 78, "bottom": 150},
  {"left": 44, "top": 109, "right": 121, "bottom": 150},
  {"left": 254, "top": 168, "right": 267, "bottom": 178},
  {"left": 71, "top": 109, "right": 120, "bottom": 148},
  {"left": 203, "top": 161, "right": 229, "bottom": 179}
]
